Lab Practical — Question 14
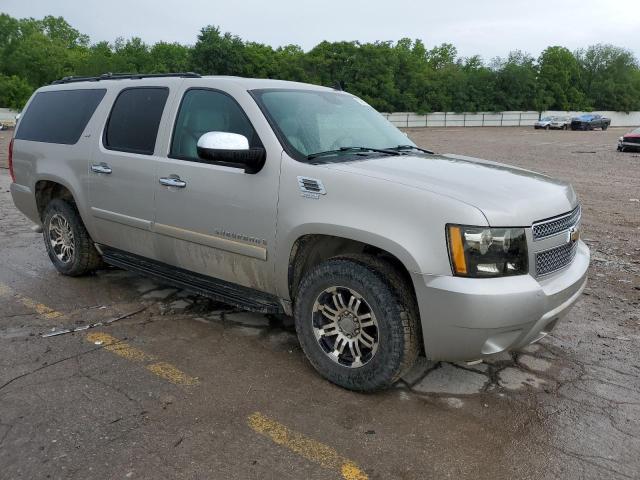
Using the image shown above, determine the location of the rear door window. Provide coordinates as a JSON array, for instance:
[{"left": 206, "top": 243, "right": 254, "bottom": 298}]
[
  {"left": 104, "top": 87, "right": 169, "bottom": 155},
  {"left": 15, "top": 89, "right": 106, "bottom": 144}
]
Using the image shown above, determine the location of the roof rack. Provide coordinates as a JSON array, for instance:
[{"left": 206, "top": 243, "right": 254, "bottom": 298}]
[{"left": 51, "top": 72, "right": 201, "bottom": 85}]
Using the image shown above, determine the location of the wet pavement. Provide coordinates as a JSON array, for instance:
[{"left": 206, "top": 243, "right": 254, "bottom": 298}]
[{"left": 1, "top": 128, "right": 639, "bottom": 479}]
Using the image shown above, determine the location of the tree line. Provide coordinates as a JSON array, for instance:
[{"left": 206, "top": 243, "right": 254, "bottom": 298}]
[{"left": 1, "top": 14, "right": 639, "bottom": 113}]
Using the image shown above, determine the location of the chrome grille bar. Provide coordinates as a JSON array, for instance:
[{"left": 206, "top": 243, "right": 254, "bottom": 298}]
[{"left": 532, "top": 205, "right": 581, "bottom": 241}]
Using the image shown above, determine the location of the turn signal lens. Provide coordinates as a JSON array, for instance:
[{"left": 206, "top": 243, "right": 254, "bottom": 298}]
[{"left": 448, "top": 226, "right": 467, "bottom": 275}]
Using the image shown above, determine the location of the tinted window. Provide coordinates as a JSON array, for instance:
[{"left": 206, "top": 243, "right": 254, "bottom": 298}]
[
  {"left": 16, "top": 89, "right": 106, "bottom": 144},
  {"left": 170, "top": 89, "right": 260, "bottom": 160},
  {"left": 105, "top": 87, "right": 169, "bottom": 154}
]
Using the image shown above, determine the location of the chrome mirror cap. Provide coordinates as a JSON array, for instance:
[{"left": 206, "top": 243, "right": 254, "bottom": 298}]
[{"left": 197, "top": 131, "right": 249, "bottom": 151}]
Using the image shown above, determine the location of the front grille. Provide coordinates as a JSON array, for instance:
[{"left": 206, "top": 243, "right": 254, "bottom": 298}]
[
  {"left": 532, "top": 205, "right": 581, "bottom": 240},
  {"left": 536, "top": 241, "right": 578, "bottom": 276},
  {"left": 624, "top": 137, "right": 640, "bottom": 145}
]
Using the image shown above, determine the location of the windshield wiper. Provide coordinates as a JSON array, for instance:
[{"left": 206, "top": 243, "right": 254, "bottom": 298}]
[
  {"left": 306, "top": 146, "right": 401, "bottom": 160},
  {"left": 391, "top": 145, "right": 435, "bottom": 154}
]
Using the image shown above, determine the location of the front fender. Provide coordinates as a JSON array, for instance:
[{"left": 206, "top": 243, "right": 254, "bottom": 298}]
[
  {"left": 273, "top": 156, "right": 488, "bottom": 299},
  {"left": 275, "top": 223, "right": 423, "bottom": 300}
]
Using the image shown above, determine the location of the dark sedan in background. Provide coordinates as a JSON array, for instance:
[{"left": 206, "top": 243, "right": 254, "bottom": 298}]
[
  {"left": 617, "top": 127, "right": 640, "bottom": 152},
  {"left": 571, "top": 114, "right": 611, "bottom": 130}
]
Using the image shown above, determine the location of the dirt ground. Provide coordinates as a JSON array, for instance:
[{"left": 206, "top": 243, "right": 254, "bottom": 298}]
[{"left": 0, "top": 127, "right": 638, "bottom": 480}]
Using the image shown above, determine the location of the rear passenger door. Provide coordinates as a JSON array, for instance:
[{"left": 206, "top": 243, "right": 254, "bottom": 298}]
[{"left": 89, "top": 86, "right": 170, "bottom": 258}]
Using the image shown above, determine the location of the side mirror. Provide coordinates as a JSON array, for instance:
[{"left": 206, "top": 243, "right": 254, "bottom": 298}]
[{"left": 196, "top": 132, "right": 266, "bottom": 174}]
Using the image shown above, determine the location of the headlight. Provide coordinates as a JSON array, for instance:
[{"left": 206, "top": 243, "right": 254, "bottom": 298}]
[{"left": 446, "top": 225, "right": 528, "bottom": 277}]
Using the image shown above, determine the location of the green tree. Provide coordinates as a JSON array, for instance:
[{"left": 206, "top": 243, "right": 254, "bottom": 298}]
[
  {"left": 190, "top": 26, "right": 245, "bottom": 75},
  {"left": 577, "top": 44, "right": 640, "bottom": 111},
  {"left": 491, "top": 51, "right": 538, "bottom": 110},
  {"left": 1, "top": 13, "right": 640, "bottom": 113},
  {"left": 0, "top": 74, "right": 33, "bottom": 109},
  {"left": 536, "top": 46, "right": 585, "bottom": 110},
  {"left": 112, "top": 37, "right": 151, "bottom": 73},
  {"left": 149, "top": 42, "right": 191, "bottom": 73}
]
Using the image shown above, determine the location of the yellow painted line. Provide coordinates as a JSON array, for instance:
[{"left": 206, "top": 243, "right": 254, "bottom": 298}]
[
  {"left": 86, "top": 332, "right": 154, "bottom": 363},
  {"left": 248, "top": 412, "right": 368, "bottom": 480},
  {"left": 84, "top": 333, "right": 200, "bottom": 386},
  {"left": 0, "top": 282, "right": 198, "bottom": 386},
  {"left": 147, "top": 362, "right": 200, "bottom": 386},
  {"left": 0, "top": 283, "right": 64, "bottom": 320}
]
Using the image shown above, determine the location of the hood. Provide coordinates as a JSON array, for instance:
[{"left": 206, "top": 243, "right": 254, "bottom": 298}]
[{"left": 323, "top": 153, "right": 577, "bottom": 226}]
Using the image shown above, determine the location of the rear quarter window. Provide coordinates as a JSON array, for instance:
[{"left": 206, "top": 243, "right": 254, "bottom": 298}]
[{"left": 15, "top": 89, "right": 106, "bottom": 145}]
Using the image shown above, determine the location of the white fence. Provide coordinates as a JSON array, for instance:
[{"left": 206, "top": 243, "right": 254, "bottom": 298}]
[
  {"left": 383, "top": 111, "right": 640, "bottom": 128},
  {"left": 0, "top": 108, "right": 19, "bottom": 125}
]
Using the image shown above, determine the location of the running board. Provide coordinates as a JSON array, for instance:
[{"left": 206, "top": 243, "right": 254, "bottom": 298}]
[{"left": 101, "top": 247, "right": 283, "bottom": 314}]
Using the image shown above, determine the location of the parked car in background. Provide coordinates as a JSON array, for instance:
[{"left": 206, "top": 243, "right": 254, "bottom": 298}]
[
  {"left": 534, "top": 116, "right": 570, "bottom": 130},
  {"left": 570, "top": 114, "right": 610, "bottom": 131},
  {"left": 549, "top": 116, "right": 570, "bottom": 130},
  {"left": 534, "top": 116, "right": 553, "bottom": 129},
  {"left": 617, "top": 127, "right": 640, "bottom": 152}
]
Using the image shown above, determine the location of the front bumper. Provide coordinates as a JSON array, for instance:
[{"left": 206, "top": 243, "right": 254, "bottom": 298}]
[
  {"left": 412, "top": 240, "right": 589, "bottom": 361},
  {"left": 618, "top": 140, "right": 640, "bottom": 151}
]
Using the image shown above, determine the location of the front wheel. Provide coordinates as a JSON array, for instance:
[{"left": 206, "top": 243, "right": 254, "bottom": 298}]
[
  {"left": 602, "top": 124, "right": 608, "bottom": 131},
  {"left": 294, "top": 255, "right": 420, "bottom": 391},
  {"left": 43, "top": 199, "right": 103, "bottom": 276}
]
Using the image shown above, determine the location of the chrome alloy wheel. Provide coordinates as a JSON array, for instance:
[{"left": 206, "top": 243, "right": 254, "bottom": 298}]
[
  {"left": 48, "top": 214, "right": 75, "bottom": 264},
  {"left": 312, "top": 286, "right": 379, "bottom": 368}
]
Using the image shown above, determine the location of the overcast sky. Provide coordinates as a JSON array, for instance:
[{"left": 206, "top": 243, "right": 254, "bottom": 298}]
[{"left": 2, "top": 0, "right": 639, "bottom": 60}]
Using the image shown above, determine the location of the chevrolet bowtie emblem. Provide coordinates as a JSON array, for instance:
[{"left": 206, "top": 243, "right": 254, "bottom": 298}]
[{"left": 569, "top": 227, "right": 580, "bottom": 243}]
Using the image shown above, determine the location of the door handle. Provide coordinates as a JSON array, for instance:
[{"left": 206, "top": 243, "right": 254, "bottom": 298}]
[
  {"left": 159, "top": 176, "right": 187, "bottom": 188},
  {"left": 91, "top": 163, "right": 112, "bottom": 174}
]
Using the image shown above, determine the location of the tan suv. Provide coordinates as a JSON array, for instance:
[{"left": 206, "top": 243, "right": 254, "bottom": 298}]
[{"left": 9, "top": 73, "right": 589, "bottom": 391}]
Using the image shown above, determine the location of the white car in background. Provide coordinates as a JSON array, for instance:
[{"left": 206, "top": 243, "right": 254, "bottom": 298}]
[{"left": 534, "top": 116, "right": 570, "bottom": 130}]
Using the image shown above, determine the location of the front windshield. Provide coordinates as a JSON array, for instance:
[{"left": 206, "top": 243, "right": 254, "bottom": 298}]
[{"left": 252, "top": 89, "right": 414, "bottom": 159}]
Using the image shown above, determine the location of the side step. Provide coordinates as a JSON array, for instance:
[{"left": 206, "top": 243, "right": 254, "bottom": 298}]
[{"left": 101, "top": 247, "right": 283, "bottom": 314}]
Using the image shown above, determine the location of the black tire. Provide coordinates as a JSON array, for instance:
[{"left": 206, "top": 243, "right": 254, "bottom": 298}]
[
  {"left": 294, "top": 254, "right": 420, "bottom": 391},
  {"left": 545, "top": 125, "right": 549, "bottom": 130},
  {"left": 602, "top": 124, "right": 608, "bottom": 131},
  {"left": 42, "top": 198, "right": 103, "bottom": 276}
]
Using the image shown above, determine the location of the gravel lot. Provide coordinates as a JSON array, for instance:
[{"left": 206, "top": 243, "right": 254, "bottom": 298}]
[{"left": 0, "top": 126, "right": 638, "bottom": 479}]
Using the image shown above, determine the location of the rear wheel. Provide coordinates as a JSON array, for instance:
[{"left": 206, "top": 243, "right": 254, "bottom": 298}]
[
  {"left": 602, "top": 124, "right": 608, "bottom": 131},
  {"left": 294, "top": 255, "right": 420, "bottom": 391},
  {"left": 43, "top": 199, "right": 103, "bottom": 276}
]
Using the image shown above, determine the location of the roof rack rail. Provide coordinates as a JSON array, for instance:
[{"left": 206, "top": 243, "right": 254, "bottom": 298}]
[{"left": 51, "top": 72, "right": 201, "bottom": 85}]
